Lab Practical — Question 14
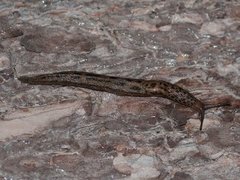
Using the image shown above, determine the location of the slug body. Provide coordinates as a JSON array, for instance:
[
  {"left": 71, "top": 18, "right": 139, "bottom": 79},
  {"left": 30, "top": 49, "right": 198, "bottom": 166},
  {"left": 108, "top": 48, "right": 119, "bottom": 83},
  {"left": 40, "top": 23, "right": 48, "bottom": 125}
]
[{"left": 18, "top": 71, "right": 205, "bottom": 130}]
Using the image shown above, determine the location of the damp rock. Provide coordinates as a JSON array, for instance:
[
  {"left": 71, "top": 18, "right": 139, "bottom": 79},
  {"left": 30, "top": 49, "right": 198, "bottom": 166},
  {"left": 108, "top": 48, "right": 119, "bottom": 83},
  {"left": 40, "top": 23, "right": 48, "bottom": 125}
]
[
  {"left": 20, "top": 27, "right": 95, "bottom": 54},
  {"left": 50, "top": 153, "right": 81, "bottom": 171},
  {"left": 171, "top": 172, "right": 193, "bottom": 180},
  {"left": 0, "top": 16, "right": 23, "bottom": 39}
]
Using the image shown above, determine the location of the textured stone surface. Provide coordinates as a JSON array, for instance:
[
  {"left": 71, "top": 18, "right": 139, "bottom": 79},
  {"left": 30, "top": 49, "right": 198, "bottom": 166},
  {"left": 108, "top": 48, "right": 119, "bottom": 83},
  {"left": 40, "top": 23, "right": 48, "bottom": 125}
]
[{"left": 0, "top": 0, "right": 239, "bottom": 179}]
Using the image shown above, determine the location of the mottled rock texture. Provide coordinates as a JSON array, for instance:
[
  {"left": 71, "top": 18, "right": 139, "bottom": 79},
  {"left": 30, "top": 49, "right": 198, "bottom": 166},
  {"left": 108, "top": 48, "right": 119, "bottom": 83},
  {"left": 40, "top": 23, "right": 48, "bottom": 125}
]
[{"left": 0, "top": 0, "right": 239, "bottom": 179}]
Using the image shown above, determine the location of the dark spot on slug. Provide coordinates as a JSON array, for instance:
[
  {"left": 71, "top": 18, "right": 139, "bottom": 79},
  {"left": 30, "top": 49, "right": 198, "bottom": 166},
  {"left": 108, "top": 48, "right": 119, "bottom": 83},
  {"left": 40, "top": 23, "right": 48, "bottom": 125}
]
[
  {"left": 114, "top": 81, "right": 126, "bottom": 86},
  {"left": 150, "top": 82, "right": 157, "bottom": 88},
  {"left": 55, "top": 74, "right": 63, "bottom": 78},
  {"left": 38, "top": 75, "right": 49, "bottom": 80},
  {"left": 176, "top": 88, "right": 181, "bottom": 93},
  {"left": 85, "top": 76, "right": 111, "bottom": 83},
  {"left": 124, "top": 77, "right": 144, "bottom": 84},
  {"left": 109, "top": 76, "right": 119, "bottom": 79},
  {"left": 129, "top": 85, "right": 142, "bottom": 91}
]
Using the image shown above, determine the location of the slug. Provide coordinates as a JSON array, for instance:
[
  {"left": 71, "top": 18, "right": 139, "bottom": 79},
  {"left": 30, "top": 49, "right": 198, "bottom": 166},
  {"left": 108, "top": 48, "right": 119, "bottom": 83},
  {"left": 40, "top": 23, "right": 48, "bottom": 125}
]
[{"left": 18, "top": 71, "right": 229, "bottom": 130}]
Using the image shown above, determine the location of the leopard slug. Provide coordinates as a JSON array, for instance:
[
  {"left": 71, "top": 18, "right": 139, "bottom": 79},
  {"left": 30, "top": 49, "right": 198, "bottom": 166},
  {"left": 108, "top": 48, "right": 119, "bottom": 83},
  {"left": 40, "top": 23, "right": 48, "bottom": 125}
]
[{"left": 18, "top": 71, "right": 210, "bottom": 130}]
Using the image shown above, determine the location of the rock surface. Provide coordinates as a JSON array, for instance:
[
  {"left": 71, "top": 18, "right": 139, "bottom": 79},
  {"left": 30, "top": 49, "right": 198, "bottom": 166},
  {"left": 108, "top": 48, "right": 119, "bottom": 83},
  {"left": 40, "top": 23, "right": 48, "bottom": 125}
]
[{"left": 0, "top": 0, "right": 239, "bottom": 179}]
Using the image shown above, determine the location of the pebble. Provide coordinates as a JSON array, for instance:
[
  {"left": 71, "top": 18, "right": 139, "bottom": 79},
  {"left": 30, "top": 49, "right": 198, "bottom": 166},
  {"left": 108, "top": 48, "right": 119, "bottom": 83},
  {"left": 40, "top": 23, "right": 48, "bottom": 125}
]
[
  {"left": 169, "top": 139, "right": 199, "bottom": 161},
  {"left": 113, "top": 153, "right": 160, "bottom": 179},
  {"left": 171, "top": 12, "right": 203, "bottom": 25},
  {"left": 0, "top": 54, "right": 10, "bottom": 71}
]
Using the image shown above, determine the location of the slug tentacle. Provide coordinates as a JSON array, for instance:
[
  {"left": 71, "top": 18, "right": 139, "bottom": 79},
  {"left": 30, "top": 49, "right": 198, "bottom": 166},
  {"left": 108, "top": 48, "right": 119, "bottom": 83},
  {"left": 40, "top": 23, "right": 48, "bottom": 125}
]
[{"left": 18, "top": 71, "right": 208, "bottom": 130}]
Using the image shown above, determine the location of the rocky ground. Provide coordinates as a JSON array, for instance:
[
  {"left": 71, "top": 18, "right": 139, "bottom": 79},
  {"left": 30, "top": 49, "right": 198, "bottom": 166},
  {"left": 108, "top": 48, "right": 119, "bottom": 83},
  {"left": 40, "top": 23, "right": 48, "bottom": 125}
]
[{"left": 0, "top": 0, "right": 240, "bottom": 179}]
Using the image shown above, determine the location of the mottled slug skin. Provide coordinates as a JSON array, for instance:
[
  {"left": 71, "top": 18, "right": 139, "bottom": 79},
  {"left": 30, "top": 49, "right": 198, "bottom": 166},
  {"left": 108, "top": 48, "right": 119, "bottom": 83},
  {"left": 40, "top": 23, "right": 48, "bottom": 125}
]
[{"left": 18, "top": 71, "right": 205, "bottom": 130}]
